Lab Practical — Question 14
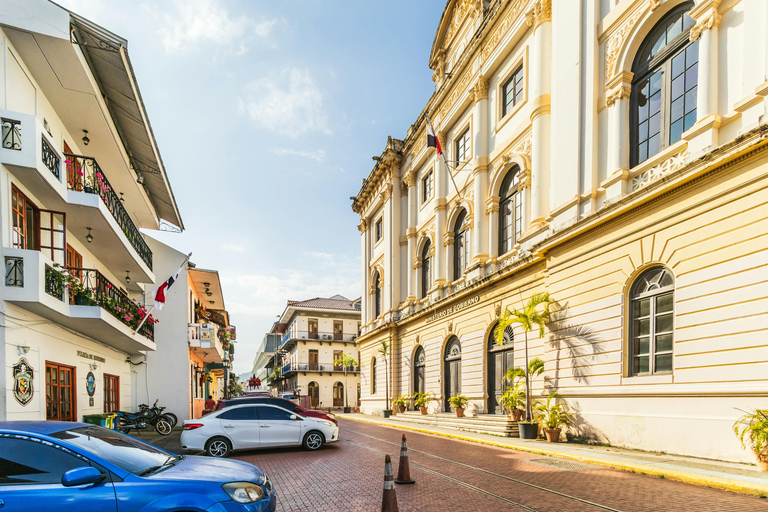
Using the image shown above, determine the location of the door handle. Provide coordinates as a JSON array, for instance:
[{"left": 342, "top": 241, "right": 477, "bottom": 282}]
[
  {"left": 260, "top": 425, "right": 270, "bottom": 428},
  {"left": 223, "top": 424, "right": 235, "bottom": 428}
]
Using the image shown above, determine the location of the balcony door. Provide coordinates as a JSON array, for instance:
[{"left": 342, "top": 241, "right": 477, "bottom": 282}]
[
  {"left": 308, "top": 319, "right": 318, "bottom": 339},
  {"left": 308, "top": 381, "right": 319, "bottom": 408},
  {"left": 64, "top": 140, "right": 82, "bottom": 190},
  {"left": 308, "top": 350, "right": 319, "bottom": 371},
  {"left": 333, "top": 320, "right": 343, "bottom": 340},
  {"left": 46, "top": 362, "right": 75, "bottom": 421}
]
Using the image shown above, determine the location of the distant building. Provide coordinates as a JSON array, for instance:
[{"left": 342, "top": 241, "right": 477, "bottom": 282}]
[{"left": 352, "top": 0, "right": 768, "bottom": 463}]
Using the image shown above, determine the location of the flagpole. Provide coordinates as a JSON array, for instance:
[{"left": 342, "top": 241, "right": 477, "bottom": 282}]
[
  {"left": 425, "top": 114, "right": 464, "bottom": 202},
  {"left": 133, "top": 252, "right": 193, "bottom": 336}
]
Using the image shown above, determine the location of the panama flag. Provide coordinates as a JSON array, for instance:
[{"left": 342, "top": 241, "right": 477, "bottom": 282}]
[
  {"left": 426, "top": 117, "right": 443, "bottom": 155},
  {"left": 153, "top": 271, "right": 178, "bottom": 310}
]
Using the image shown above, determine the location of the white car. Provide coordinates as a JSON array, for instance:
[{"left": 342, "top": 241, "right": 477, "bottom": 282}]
[
  {"left": 279, "top": 393, "right": 299, "bottom": 404},
  {"left": 181, "top": 403, "right": 339, "bottom": 457}
]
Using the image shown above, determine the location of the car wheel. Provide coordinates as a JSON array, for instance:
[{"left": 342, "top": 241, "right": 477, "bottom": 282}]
[
  {"left": 303, "top": 431, "right": 324, "bottom": 451},
  {"left": 155, "top": 418, "right": 172, "bottom": 436},
  {"left": 206, "top": 437, "right": 231, "bottom": 458}
]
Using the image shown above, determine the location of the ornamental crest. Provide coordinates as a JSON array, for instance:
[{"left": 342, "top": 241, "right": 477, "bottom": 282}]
[
  {"left": 86, "top": 372, "right": 96, "bottom": 397},
  {"left": 13, "top": 358, "right": 34, "bottom": 406}
]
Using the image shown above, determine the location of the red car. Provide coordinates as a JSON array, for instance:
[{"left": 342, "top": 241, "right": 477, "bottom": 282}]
[{"left": 215, "top": 397, "right": 337, "bottom": 425}]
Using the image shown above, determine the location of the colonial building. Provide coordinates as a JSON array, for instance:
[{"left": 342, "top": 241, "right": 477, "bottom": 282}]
[
  {"left": 0, "top": 1, "right": 183, "bottom": 421},
  {"left": 352, "top": 0, "right": 768, "bottom": 463},
  {"left": 263, "top": 296, "right": 361, "bottom": 410}
]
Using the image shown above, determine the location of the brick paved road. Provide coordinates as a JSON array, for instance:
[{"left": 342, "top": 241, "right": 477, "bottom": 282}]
[{"left": 231, "top": 419, "right": 767, "bottom": 512}]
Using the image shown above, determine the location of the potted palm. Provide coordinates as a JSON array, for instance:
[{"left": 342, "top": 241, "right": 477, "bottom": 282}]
[
  {"left": 500, "top": 383, "right": 526, "bottom": 421},
  {"left": 534, "top": 392, "right": 572, "bottom": 442},
  {"left": 733, "top": 407, "right": 768, "bottom": 471},
  {"left": 393, "top": 393, "right": 410, "bottom": 414},
  {"left": 337, "top": 352, "right": 358, "bottom": 413},
  {"left": 448, "top": 394, "right": 469, "bottom": 417},
  {"left": 495, "top": 293, "right": 554, "bottom": 439},
  {"left": 413, "top": 391, "right": 435, "bottom": 414},
  {"left": 377, "top": 340, "right": 392, "bottom": 418}
]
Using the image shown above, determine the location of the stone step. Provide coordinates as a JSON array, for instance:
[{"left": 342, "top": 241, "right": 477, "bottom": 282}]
[{"left": 388, "top": 412, "right": 520, "bottom": 437}]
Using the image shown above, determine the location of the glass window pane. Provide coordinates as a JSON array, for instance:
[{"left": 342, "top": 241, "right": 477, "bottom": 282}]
[
  {"left": 650, "top": 72, "right": 663, "bottom": 96},
  {"left": 634, "top": 356, "right": 650, "bottom": 374},
  {"left": 656, "top": 313, "right": 673, "bottom": 333},
  {"left": 0, "top": 438, "right": 86, "bottom": 484},
  {"left": 666, "top": 17, "right": 682, "bottom": 42},
  {"left": 685, "top": 63, "right": 698, "bottom": 88},
  {"left": 656, "top": 293, "right": 673, "bottom": 313},
  {"left": 633, "top": 336, "right": 650, "bottom": 355},
  {"left": 648, "top": 134, "right": 660, "bottom": 157},
  {"left": 40, "top": 212, "right": 51, "bottom": 229},
  {"left": 684, "top": 110, "right": 697, "bottom": 132},
  {"left": 685, "top": 89, "right": 697, "bottom": 113},
  {"left": 672, "top": 53, "right": 686, "bottom": 78},
  {"left": 655, "top": 353, "right": 673, "bottom": 372},
  {"left": 671, "top": 98, "right": 684, "bottom": 122},
  {"left": 649, "top": 112, "right": 661, "bottom": 136},
  {"left": 670, "top": 119, "right": 684, "bottom": 144},
  {"left": 671, "top": 76, "right": 685, "bottom": 100},
  {"left": 686, "top": 39, "right": 699, "bottom": 66},
  {"left": 656, "top": 333, "right": 673, "bottom": 353},
  {"left": 633, "top": 299, "right": 650, "bottom": 318},
  {"left": 638, "top": 142, "right": 648, "bottom": 163},
  {"left": 635, "top": 318, "right": 650, "bottom": 337},
  {"left": 651, "top": 33, "right": 666, "bottom": 58},
  {"left": 53, "top": 213, "right": 65, "bottom": 230},
  {"left": 683, "top": 13, "right": 695, "bottom": 30}
]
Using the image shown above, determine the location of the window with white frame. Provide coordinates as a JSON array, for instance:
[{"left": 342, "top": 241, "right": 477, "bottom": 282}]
[
  {"left": 501, "top": 65, "right": 524, "bottom": 117},
  {"left": 422, "top": 170, "right": 433, "bottom": 204},
  {"left": 453, "top": 210, "right": 469, "bottom": 280},
  {"left": 498, "top": 167, "right": 522, "bottom": 255},
  {"left": 455, "top": 128, "right": 470, "bottom": 164},
  {"left": 629, "top": 266, "right": 674, "bottom": 376},
  {"left": 375, "top": 217, "right": 383, "bottom": 242},
  {"left": 421, "top": 240, "right": 432, "bottom": 298}
]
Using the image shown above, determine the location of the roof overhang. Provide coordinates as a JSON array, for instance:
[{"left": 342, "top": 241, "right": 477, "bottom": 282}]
[{"left": 188, "top": 268, "right": 226, "bottom": 311}]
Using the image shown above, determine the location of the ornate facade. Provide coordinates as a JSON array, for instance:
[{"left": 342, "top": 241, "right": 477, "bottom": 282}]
[{"left": 352, "top": 0, "right": 768, "bottom": 463}]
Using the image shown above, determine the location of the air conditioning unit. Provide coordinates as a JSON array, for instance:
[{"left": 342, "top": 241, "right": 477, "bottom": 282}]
[{"left": 322, "top": 334, "right": 332, "bottom": 340}]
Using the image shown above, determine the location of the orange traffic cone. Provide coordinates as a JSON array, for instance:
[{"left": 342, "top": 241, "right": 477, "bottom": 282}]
[
  {"left": 381, "top": 454, "right": 399, "bottom": 512},
  {"left": 394, "top": 434, "right": 415, "bottom": 484}
]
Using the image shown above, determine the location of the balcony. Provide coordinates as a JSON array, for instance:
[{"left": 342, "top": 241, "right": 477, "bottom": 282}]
[
  {"left": 281, "top": 330, "right": 358, "bottom": 349},
  {"left": 188, "top": 323, "right": 225, "bottom": 363},
  {"left": 3, "top": 248, "right": 156, "bottom": 355},
  {"left": 0, "top": 110, "right": 154, "bottom": 282},
  {"left": 281, "top": 362, "right": 360, "bottom": 375}
]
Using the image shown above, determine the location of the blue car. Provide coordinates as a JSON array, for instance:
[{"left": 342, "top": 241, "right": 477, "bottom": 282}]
[{"left": 0, "top": 421, "right": 276, "bottom": 512}]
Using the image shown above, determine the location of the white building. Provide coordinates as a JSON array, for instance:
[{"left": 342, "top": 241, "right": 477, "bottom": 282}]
[
  {"left": 0, "top": 0, "right": 183, "bottom": 422},
  {"left": 352, "top": 0, "right": 768, "bottom": 463}
]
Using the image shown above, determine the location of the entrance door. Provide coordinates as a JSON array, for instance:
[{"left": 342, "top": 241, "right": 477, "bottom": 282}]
[
  {"left": 308, "top": 381, "right": 319, "bottom": 408},
  {"left": 64, "top": 140, "right": 82, "bottom": 191},
  {"left": 488, "top": 324, "right": 515, "bottom": 414},
  {"left": 333, "top": 382, "right": 343, "bottom": 407},
  {"left": 46, "top": 362, "right": 75, "bottom": 421},
  {"left": 104, "top": 374, "right": 119, "bottom": 413},
  {"left": 443, "top": 337, "right": 461, "bottom": 411},
  {"left": 308, "top": 319, "right": 318, "bottom": 339},
  {"left": 308, "top": 350, "right": 319, "bottom": 371},
  {"left": 333, "top": 320, "right": 343, "bottom": 340},
  {"left": 413, "top": 346, "right": 425, "bottom": 410}
]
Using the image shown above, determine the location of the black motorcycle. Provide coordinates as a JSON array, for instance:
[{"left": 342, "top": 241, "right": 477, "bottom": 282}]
[
  {"left": 138, "top": 400, "right": 174, "bottom": 435},
  {"left": 116, "top": 402, "right": 172, "bottom": 435},
  {"left": 146, "top": 400, "right": 178, "bottom": 428}
]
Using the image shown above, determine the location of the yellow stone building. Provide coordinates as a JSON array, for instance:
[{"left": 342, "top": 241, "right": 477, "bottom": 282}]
[{"left": 352, "top": 0, "right": 768, "bottom": 463}]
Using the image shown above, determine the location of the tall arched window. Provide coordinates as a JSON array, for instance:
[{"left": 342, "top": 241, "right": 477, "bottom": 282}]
[
  {"left": 630, "top": 266, "right": 674, "bottom": 375},
  {"left": 631, "top": 2, "right": 697, "bottom": 166},
  {"left": 371, "top": 358, "right": 377, "bottom": 394},
  {"left": 453, "top": 210, "right": 469, "bottom": 281},
  {"left": 488, "top": 323, "right": 515, "bottom": 414},
  {"left": 498, "top": 167, "right": 522, "bottom": 255},
  {"left": 373, "top": 271, "right": 382, "bottom": 318},
  {"left": 444, "top": 337, "right": 461, "bottom": 411},
  {"left": 421, "top": 240, "right": 432, "bottom": 298}
]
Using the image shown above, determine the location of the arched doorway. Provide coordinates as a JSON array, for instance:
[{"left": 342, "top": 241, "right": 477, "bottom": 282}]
[
  {"left": 308, "top": 381, "right": 319, "bottom": 408},
  {"left": 488, "top": 323, "right": 515, "bottom": 414},
  {"left": 333, "top": 382, "right": 343, "bottom": 407},
  {"left": 413, "top": 346, "right": 425, "bottom": 410},
  {"left": 443, "top": 337, "right": 461, "bottom": 411}
]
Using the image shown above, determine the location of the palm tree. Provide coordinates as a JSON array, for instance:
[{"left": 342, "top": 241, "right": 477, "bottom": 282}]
[
  {"left": 376, "top": 339, "right": 391, "bottom": 412},
  {"left": 337, "top": 352, "right": 357, "bottom": 410},
  {"left": 494, "top": 292, "right": 553, "bottom": 422}
]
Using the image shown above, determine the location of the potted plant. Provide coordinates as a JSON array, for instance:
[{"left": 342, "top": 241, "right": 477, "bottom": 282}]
[
  {"left": 376, "top": 340, "right": 392, "bottom": 417},
  {"left": 413, "top": 391, "right": 435, "bottom": 414},
  {"left": 393, "top": 393, "right": 410, "bottom": 414},
  {"left": 500, "top": 382, "right": 526, "bottom": 421},
  {"left": 337, "top": 352, "right": 358, "bottom": 413},
  {"left": 534, "top": 392, "right": 572, "bottom": 442},
  {"left": 448, "top": 394, "right": 469, "bottom": 417},
  {"left": 733, "top": 407, "right": 768, "bottom": 471},
  {"left": 495, "top": 293, "right": 554, "bottom": 439}
]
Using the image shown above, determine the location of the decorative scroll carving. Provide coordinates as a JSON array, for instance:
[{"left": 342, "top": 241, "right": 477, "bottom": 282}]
[
  {"left": 649, "top": 0, "right": 662, "bottom": 12},
  {"left": 631, "top": 148, "right": 689, "bottom": 191},
  {"left": 604, "top": 8, "right": 643, "bottom": 87},
  {"left": 473, "top": 76, "right": 489, "bottom": 101},
  {"left": 606, "top": 85, "right": 632, "bottom": 107},
  {"left": 437, "top": 68, "right": 476, "bottom": 123},
  {"left": 482, "top": 0, "right": 528, "bottom": 62},
  {"left": 526, "top": 0, "right": 552, "bottom": 28},
  {"left": 690, "top": 10, "right": 722, "bottom": 42}
]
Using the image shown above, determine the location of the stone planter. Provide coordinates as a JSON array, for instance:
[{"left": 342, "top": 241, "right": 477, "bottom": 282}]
[
  {"left": 544, "top": 428, "right": 562, "bottom": 442},
  {"left": 343, "top": 407, "right": 351, "bottom": 414},
  {"left": 518, "top": 422, "right": 538, "bottom": 439},
  {"left": 455, "top": 407, "right": 465, "bottom": 418},
  {"left": 511, "top": 409, "right": 523, "bottom": 422},
  {"left": 383, "top": 409, "right": 392, "bottom": 418},
  {"left": 420, "top": 406, "right": 428, "bottom": 415},
  {"left": 397, "top": 405, "right": 406, "bottom": 414}
]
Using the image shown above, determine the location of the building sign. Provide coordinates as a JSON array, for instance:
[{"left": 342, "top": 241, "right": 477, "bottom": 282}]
[
  {"left": 86, "top": 372, "right": 96, "bottom": 397},
  {"left": 13, "top": 358, "right": 34, "bottom": 406},
  {"left": 425, "top": 295, "right": 480, "bottom": 323},
  {"left": 77, "top": 350, "right": 106, "bottom": 363}
]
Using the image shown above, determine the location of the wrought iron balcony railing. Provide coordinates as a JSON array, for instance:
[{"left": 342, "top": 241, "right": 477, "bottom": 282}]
[
  {"left": 66, "top": 266, "right": 154, "bottom": 340},
  {"left": 282, "top": 362, "right": 360, "bottom": 374},
  {"left": 45, "top": 264, "right": 64, "bottom": 301},
  {"left": 5, "top": 256, "right": 23, "bottom": 287},
  {"left": 2, "top": 118, "right": 21, "bottom": 151},
  {"left": 281, "top": 330, "right": 358, "bottom": 346},
  {"left": 42, "top": 136, "right": 60, "bottom": 178},
  {"left": 64, "top": 154, "right": 152, "bottom": 270}
]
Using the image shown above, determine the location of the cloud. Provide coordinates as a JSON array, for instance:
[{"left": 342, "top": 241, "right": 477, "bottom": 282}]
[
  {"left": 240, "top": 68, "right": 332, "bottom": 137},
  {"left": 142, "top": 0, "right": 279, "bottom": 54},
  {"left": 270, "top": 148, "right": 326, "bottom": 162},
  {"left": 222, "top": 243, "right": 246, "bottom": 252}
]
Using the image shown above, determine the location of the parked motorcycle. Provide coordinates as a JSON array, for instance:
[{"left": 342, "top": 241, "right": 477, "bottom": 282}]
[
  {"left": 116, "top": 401, "right": 172, "bottom": 435},
  {"left": 144, "top": 400, "right": 178, "bottom": 428},
  {"left": 138, "top": 400, "right": 174, "bottom": 435}
]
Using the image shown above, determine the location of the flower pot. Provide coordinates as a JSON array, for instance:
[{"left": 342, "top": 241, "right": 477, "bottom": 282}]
[
  {"left": 343, "top": 407, "right": 351, "bottom": 413},
  {"left": 74, "top": 294, "right": 92, "bottom": 306},
  {"left": 759, "top": 461, "right": 768, "bottom": 472},
  {"left": 511, "top": 409, "right": 523, "bottom": 422},
  {"left": 544, "top": 428, "right": 562, "bottom": 442},
  {"left": 397, "top": 406, "right": 406, "bottom": 414},
  {"left": 383, "top": 409, "right": 392, "bottom": 418},
  {"left": 420, "top": 406, "right": 428, "bottom": 415},
  {"left": 518, "top": 422, "right": 538, "bottom": 439},
  {"left": 455, "top": 407, "right": 465, "bottom": 418},
  {"left": 84, "top": 186, "right": 94, "bottom": 194}
]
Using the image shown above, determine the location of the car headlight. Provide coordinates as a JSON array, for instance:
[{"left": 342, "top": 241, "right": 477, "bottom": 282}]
[
  {"left": 222, "top": 482, "right": 265, "bottom": 503},
  {"left": 326, "top": 413, "right": 336, "bottom": 418},
  {"left": 323, "top": 421, "right": 335, "bottom": 427}
]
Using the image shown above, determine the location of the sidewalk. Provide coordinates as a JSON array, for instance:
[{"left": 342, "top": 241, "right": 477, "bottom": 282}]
[{"left": 337, "top": 412, "right": 768, "bottom": 497}]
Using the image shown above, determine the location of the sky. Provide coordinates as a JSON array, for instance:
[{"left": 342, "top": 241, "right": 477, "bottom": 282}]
[{"left": 54, "top": 0, "right": 446, "bottom": 373}]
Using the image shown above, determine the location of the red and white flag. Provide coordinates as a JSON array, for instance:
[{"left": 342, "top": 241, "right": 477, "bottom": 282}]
[
  {"left": 426, "top": 116, "right": 443, "bottom": 155},
  {"left": 153, "top": 253, "right": 192, "bottom": 311}
]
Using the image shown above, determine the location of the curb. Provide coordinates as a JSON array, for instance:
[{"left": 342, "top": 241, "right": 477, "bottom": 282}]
[{"left": 341, "top": 414, "right": 768, "bottom": 498}]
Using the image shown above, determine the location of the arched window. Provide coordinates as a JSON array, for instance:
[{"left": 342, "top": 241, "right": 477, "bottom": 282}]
[
  {"left": 488, "top": 323, "right": 515, "bottom": 414},
  {"left": 498, "top": 167, "right": 522, "bottom": 255},
  {"left": 371, "top": 357, "right": 377, "bottom": 394},
  {"left": 453, "top": 210, "right": 469, "bottom": 281},
  {"left": 631, "top": 2, "right": 697, "bottom": 166},
  {"left": 421, "top": 240, "right": 432, "bottom": 298},
  {"left": 443, "top": 337, "right": 461, "bottom": 410},
  {"left": 373, "top": 271, "right": 382, "bottom": 318},
  {"left": 629, "top": 266, "right": 674, "bottom": 375}
]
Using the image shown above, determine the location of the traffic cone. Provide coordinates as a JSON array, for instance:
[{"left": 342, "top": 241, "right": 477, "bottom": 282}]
[
  {"left": 394, "top": 434, "right": 415, "bottom": 484},
  {"left": 381, "top": 454, "right": 399, "bottom": 512}
]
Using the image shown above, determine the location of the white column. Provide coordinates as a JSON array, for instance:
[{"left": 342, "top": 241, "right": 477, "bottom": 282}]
[
  {"left": 359, "top": 217, "right": 369, "bottom": 326},
  {"left": 527, "top": 1, "right": 552, "bottom": 229},
  {"left": 390, "top": 177, "right": 401, "bottom": 312},
  {"left": 405, "top": 173, "right": 417, "bottom": 301},
  {"left": 434, "top": 145, "right": 447, "bottom": 288},
  {"left": 472, "top": 77, "right": 489, "bottom": 266},
  {"left": 486, "top": 195, "right": 499, "bottom": 262},
  {"left": 691, "top": 5, "right": 720, "bottom": 120},
  {"left": 606, "top": 76, "right": 631, "bottom": 174}
]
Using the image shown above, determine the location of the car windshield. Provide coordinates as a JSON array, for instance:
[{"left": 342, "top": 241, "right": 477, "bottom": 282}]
[{"left": 51, "top": 426, "right": 173, "bottom": 475}]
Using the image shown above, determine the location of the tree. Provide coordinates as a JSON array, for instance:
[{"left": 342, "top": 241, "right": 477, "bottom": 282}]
[
  {"left": 495, "top": 292, "right": 554, "bottom": 422},
  {"left": 376, "top": 339, "right": 391, "bottom": 412},
  {"left": 337, "top": 352, "right": 358, "bottom": 409}
]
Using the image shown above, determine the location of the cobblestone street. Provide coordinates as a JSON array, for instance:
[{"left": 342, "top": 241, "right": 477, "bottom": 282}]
[{"left": 230, "top": 419, "right": 768, "bottom": 511}]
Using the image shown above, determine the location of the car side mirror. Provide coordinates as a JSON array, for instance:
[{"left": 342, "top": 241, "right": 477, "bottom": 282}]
[
  {"left": 62, "top": 466, "right": 105, "bottom": 487},
  {"left": 290, "top": 415, "right": 298, "bottom": 420}
]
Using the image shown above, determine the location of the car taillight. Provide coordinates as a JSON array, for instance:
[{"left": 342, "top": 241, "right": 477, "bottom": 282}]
[{"left": 183, "top": 423, "right": 204, "bottom": 430}]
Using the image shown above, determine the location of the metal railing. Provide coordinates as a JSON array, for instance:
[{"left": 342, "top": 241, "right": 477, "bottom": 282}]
[
  {"left": 282, "top": 362, "right": 360, "bottom": 374},
  {"left": 2, "top": 118, "right": 21, "bottom": 150},
  {"left": 42, "top": 136, "right": 60, "bottom": 178},
  {"left": 281, "top": 330, "right": 358, "bottom": 346},
  {"left": 66, "top": 266, "right": 154, "bottom": 340},
  {"left": 45, "top": 264, "right": 64, "bottom": 301},
  {"left": 5, "top": 256, "right": 23, "bottom": 287},
  {"left": 64, "top": 154, "right": 153, "bottom": 270}
]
